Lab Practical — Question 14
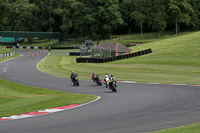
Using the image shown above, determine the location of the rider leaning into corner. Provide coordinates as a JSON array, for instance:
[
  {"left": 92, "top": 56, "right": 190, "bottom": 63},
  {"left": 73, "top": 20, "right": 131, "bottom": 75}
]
[
  {"left": 92, "top": 72, "right": 97, "bottom": 81},
  {"left": 105, "top": 72, "right": 113, "bottom": 80},
  {"left": 104, "top": 72, "right": 116, "bottom": 87},
  {"left": 70, "top": 71, "right": 78, "bottom": 81}
]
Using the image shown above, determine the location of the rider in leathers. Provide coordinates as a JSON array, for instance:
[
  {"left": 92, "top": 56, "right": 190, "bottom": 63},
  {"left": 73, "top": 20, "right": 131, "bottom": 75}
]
[
  {"left": 91, "top": 72, "right": 97, "bottom": 82},
  {"left": 70, "top": 71, "right": 78, "bottom": 82}
]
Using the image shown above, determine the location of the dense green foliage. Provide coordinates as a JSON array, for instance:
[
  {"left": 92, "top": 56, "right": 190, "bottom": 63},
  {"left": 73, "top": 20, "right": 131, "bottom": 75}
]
[{"left": 0, "top": 0, "right": 199, "bottom": 39}]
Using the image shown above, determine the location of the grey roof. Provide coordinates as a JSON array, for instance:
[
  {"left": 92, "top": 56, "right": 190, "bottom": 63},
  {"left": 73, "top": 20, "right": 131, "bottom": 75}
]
[{"left": 91, "top": 42, "right": 132, "bottom": 52}]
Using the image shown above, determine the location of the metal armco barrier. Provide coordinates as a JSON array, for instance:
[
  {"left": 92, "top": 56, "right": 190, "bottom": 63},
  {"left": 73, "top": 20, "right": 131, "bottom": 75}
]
[{"left": 76, "top": 48, "right": 152, "bottom": 63}]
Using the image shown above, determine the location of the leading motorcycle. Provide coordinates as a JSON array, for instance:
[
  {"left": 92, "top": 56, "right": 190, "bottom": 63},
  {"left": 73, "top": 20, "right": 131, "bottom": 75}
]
[{"left": 71, "top": 76, "right": 79, "bottom": 86}]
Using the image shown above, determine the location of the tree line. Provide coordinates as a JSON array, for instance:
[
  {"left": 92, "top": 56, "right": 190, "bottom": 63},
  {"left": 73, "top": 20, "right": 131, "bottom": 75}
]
[{"left": 0, "top": 0, "right": 199, "bottom": 39}]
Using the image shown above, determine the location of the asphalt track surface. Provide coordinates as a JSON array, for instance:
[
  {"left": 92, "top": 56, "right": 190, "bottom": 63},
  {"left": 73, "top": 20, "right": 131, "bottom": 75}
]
[{"left": 1, "top": 49, "right": 200, "bottom": 133}]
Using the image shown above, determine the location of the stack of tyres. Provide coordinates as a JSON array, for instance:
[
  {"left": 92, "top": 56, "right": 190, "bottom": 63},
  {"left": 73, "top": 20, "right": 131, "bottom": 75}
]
[
  {"left": 120, "top": 55, "right": 124, "bottom": 59},
  {"left": 125, "top": 54, "right": 129, "bottom": 58},
  {"left": 105, "top": 58, "right": 109, "bottom": 62},
  {"left": 148, "top": 48, "right": 152, "bottom": 53},
  {"left": 114, "top": 56, "right": 117, "bottom": 61},
  {"left": 82, "top": 58, "right": 87, "bottom": 63},
  {"left": 111, "top": 57, "right": 115, "bottom": 61},
  {"left": 76, "top": 58, "right": 80, "bottom": 63},
  {"left": 93, "top": 58, "right": 97, "bottom": 63},
  {"left": 145, "top": 49, "right": 150, "bottom": 54},
  {"left": 108, "top": 57, "right": 111, "bottom": 62},
  {"left": 129, "top": 53, "right": 133, "bottom": 57},
  {"left": 122, "top": 55, "right": 126, "bottom": 59},
  {"left": 101, "top": 58, "right": 106, "bottom": 63}
]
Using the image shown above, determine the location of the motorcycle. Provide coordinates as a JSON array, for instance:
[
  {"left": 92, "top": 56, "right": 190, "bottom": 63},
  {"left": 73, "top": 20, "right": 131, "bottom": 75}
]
[
  {"left": 92, "top": 75, "right": 102, "bottom": 86},
  {"left": 71, "top": 77, "right": 79, "bottom": 86},
  {"left": 108, "top": 80, "right": 117, "bottom": 92}
]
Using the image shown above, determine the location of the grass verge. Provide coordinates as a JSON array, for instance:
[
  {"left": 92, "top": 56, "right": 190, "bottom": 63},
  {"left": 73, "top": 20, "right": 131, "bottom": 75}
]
[
  {"left": 0, "top": 52, "right": 21, "bottom": 63},
  {"left": 0, "top": 47, "right": 13, "bottom": 55},
  {"left": 0, "top": 78, "right": 97, "bottom": 117},
  {"left": 38, "top": 32, "right": 200, "bottom": 85},
  {"left": 150, "top": 123, "right": 200, "bottom": 133},
  {"left": 0, "top": 46, "right": 21, "bottom": 63}
]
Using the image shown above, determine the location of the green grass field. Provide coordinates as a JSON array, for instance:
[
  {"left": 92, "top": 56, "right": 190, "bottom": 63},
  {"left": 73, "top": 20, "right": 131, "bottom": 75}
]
[
  {"left": 0, "top": 78, "right": 97, "bottom": 117},
  {"left": 38, "top": 32, "right": 200, "bottom": 85}
]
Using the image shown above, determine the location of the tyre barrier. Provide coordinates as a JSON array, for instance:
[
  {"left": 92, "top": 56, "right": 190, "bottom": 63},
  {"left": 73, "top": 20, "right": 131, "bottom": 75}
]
[
  {"left": 125, "top": 54, "right": 129, "bottom": 58},
  {"left": 69, "top": 52, "right": 80, "bottom": 56},
  {"left": 76, "top": 58, "right": 81, "bottom": 63},
  {"left": 76, "top": 48, "right": 152, "bottom": 63}
]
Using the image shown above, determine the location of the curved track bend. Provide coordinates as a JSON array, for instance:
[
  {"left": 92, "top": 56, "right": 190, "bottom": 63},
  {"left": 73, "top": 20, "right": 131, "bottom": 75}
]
[{"left": 0, "top": 49, "right": 200, "bottom": 133}]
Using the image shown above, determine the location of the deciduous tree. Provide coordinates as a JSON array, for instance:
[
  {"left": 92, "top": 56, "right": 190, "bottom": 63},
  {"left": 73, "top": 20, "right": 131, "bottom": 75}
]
[
  {"left": 147, "top": 0, "right": 167, "bottom": 38},
  {"left": 130, "top": 0, "right": 147, "bottom": 39},
  {"left": 168, "top": 0, "right": 194, "bottom": 36}
]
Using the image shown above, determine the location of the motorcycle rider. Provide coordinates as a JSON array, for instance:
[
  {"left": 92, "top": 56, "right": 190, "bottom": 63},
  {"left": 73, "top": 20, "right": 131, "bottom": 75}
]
[
  {"left": 105, "top": 72, "right": 113, "bottom": 80},
  {"left": 91, "top": 72, "right": 97, "bottom": 82},
  {"left": 91, "top": 72, "right": 102, "bottom": 85},
  {"left": 104, "top": 72, "right": 116, "bottom": 87},
  {"left": 70, "top": 71, "right": 78, "bottom": 82},
  {"left": 104, "top": 72, "right": 113, "bottom": 87}
]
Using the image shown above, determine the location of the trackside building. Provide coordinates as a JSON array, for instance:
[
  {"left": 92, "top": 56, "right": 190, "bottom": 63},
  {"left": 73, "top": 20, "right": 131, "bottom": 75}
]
[{"left": 91, "top": 42, "right": 132, "bottom": 58}]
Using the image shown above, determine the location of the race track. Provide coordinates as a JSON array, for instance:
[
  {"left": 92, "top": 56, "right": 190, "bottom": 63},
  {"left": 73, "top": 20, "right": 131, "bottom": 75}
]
[{"left": 1, "top": 49, "right": 200, "bottom": 133}]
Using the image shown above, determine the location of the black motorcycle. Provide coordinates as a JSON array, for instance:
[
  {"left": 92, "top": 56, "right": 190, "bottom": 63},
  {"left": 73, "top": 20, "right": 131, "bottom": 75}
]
[
  {"left": 108, "top": 80, "right": 117, "bottom": 92},
  {"left": 71, "top": 77, "right": 79, "bottom": 86},
  {"left": 92, "top": 75, "right": 102, "bottom": 86}
]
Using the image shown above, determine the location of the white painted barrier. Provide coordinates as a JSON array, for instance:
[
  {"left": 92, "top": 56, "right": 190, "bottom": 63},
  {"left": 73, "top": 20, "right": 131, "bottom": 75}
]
[{"left": 0, "top": 52, "right": 15, "bottom": 59}]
